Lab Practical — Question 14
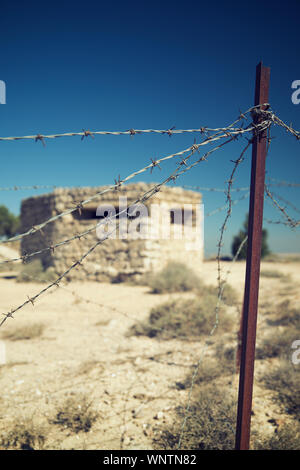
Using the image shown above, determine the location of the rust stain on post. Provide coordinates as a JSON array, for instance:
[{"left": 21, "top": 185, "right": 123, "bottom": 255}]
[{"left": 235, "top": 62, "right": 270, "bottom": 450}]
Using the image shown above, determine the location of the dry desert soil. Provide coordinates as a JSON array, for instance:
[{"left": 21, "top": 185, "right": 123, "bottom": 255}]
[{"left": 0, "top": 259, "right": 299, "bottom": 450}]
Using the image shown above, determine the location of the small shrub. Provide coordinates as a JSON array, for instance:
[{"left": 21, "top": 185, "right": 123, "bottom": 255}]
[
  {"left": 17, "top": 259, "right": 57, "bottom": 283},
  {"left": 153, "top": 386, "right": 236, "bottom": 450},
  {"left": 200, "top": 283, "right": 239, "bottom": 307},
  {"left": 0, "top": 419, "right": 46, "bottom": 450},
  {"left": 260, "top": 270, "right": 290, "bottom": 280},
  {"left": 50, "top": 395, "right": 98, "bottom": 433},
  {"left": 262, "top": 360, "right": 300, "bottom": 418},
  {"left": 129, "top": 295, "right": 234, "bottom": 340},
  {"left": 231, "top": 213, "right": 270, "bottom": 260},
  {"left": 178, "top": 342, "right": 237, "bottom": 388},
  {"left": 145, "top": 262, "right": 202, "bottom": 294},
  {"left": 254, "top": 424, "right": 300, "bottom": 450},
  {"left": 265, "top": 300, "right": 300, "bottom": 329},
  {"left": 256, "top": 328, "right": 298, "bottom": 360},
  {"left": 1, "top": 323, "right": 45, "bottom": 341}
]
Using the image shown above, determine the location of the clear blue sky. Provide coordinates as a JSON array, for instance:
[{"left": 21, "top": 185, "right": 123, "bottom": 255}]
[{"left": 1, "top": 0, "right": 300, "bottom": 255}]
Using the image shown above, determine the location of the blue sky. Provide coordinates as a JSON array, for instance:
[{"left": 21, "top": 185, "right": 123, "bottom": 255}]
[{"left": 0, "top": 0, "right": 300, "bottom": 255}]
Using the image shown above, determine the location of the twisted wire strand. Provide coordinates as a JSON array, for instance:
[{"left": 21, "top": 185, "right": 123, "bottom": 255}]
[{"left": 0, "top": 104, "right": 268, "bottom": 143}]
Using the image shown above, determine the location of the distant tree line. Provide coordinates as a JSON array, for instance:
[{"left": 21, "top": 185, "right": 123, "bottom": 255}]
[
  {"left": 231, "top": 213, "right": 270, "bottom": 260},
  {"left": 0, "top": 205, "right": 20, "bottom": 238}
]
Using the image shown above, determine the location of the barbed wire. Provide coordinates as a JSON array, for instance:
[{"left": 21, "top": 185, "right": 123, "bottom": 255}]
[
  {"left": 0, "top": 130, "right": 242, "bottom": 326},
  {"left": 216, "top": 141, "right": 252, "bottom": 293},
  {"left": 205, "top": 192, "right": 250, "bottom": 217},
  {"left": 265, "top": 185, "right": 300, "bottom": 228},
  {"left": 0, "top": 178, "right": 292, "bottom": 195},
  {"left": 0, "top": 104, "right": 278, "bottom": 327},
  {"left": 0, "top": 104, "right": 268, "bottom": 144},
  {"left": 268, "top": 191, "right": 300, "bottom": 216},
  {"left": 0, "top": 191, "right": 250, "bottom": 267},
  {"left": 1, "top": 121, "right": 269, "bottom": 247},
  {"left": 271, "top": 114, "right": 300, "bottom": 140},
  {"left": 182, "top": 184, "right": 249, "bottom": 193},
  {"left": 176, "top": 104, "right": 300, "bottom": 449},
  {"left": 0, "top": 185, "right": 57, "bottom": 192},
  {"left": 1, "top": 103, "right": 299, "bottom": 449},
  {"left": 0, "top": 132, "right": 238, "bottom": 267},
  {"left": 0, "top": 109, "right": 268, "bottom": 267},
  {"left": 16, "top": 271, "right": 206, "bottom": 342},
  {"left": 2, "top": 179, "right": 298, "bottom": 194},
  {"left": 2, "top": 105, "right": 298, "bottom": 331},
  {"left": 0, "top": 126, "right": 256, "bottom": 142},
  {"left": 266, "top": 177, "right": 300, "bottom": 189}
]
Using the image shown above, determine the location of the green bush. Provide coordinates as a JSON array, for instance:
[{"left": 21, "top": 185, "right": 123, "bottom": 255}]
[
  {"left": 0, "top": 205, "right": 20, "bottom": 238},
  {"left": 231, "top": 214, "right": 270, "bottom": 260}
]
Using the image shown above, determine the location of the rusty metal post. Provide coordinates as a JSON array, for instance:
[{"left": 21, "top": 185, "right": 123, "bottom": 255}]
[{"left": 235, "top": 62, "right": 270, "bottom": 450}]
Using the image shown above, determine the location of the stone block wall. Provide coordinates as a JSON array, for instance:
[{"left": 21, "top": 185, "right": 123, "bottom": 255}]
[{"left": 20, "top": 183, "right": 203, "bottom": 281}]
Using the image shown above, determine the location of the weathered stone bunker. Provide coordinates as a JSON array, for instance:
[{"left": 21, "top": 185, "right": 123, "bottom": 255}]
[{"left": 20, "top": 183, "right": 203, "bottom": 281}]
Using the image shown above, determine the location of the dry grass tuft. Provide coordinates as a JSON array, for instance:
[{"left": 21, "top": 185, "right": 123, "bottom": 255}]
[
  {"left": 50, "top": 394, "right": 99, "bottom": 433},
  {"left": 1, "top": 323, "right": 45, "bottom": 341},
  {"left": 260, "top": 270, "right": 291, "bottom": 281},
  {"left": 129, "top": 294, "right": 234, "bottom": 340},
  {"left": 0, "top": 418, "right": 46, "bottom": 450},
  {"left": 254, "top": 424, "right": 300, "bottom": 450},
  {"left": 256, "top": 328, "right": 298, "bottom": 360},
  {"left": 141, "top": 262, "right": 202, "bottom": 294},
  {"left": 261, "top": 360, "right": 300, "bottom": 419},
  {"left": 265, "top": 300, "right": 300, "bottom": 329},
  {"left": 153, "top": 385, "right": 236, "bottom": 450}
]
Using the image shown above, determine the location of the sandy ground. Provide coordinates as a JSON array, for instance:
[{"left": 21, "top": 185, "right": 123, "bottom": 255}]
[{"left": 0, "top": 260, "right": 299, "bottom": 449}]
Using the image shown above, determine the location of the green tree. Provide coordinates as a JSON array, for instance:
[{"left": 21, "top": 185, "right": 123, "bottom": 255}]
[
  {"left": 231, "top": 213, "right": 270, "bottom": 260},
  {"left": 0, "top": 205, "right": 20, "bottom": 238}
]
